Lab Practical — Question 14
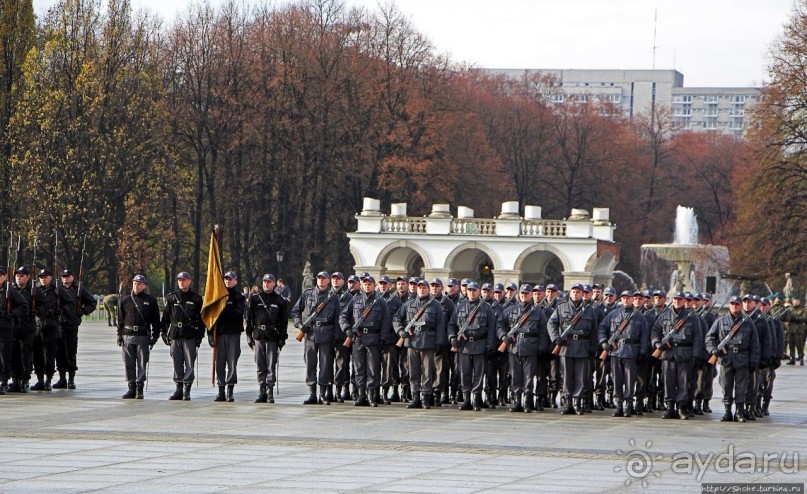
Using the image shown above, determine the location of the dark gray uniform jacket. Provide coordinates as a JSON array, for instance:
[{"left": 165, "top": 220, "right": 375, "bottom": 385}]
[
  {"left": 393, "top": 295, "right": 446, "bottom": 350},
  {"left": 497, "top": 301, "right": 550, "bottom": 357},
  {"left": 248, "top": 291, "right": 288, "bottom": 342},
  {"left": 706, "top": 312, "right": 760, "bottom": 369},
  {"left": 339, "top": 291, "right": 393, "bottom": 347},
  {"left": 291, "top": 287, "right": 340, "bottom": 344},
  {"left": 597, "top": 307, "right": 650, "bottom": 359},
  {"left": 547, "top": 300, "right": 598, "bottom": 358},
  {"left": 448, "top": 298, "right": 497, "bottom": 355},
  {"left": 651, "top": 307, "right": 707, "bottom": 362}
]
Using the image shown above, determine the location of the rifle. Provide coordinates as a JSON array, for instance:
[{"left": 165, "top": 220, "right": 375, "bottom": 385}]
[
  {"left": 76, "top": 234, "right": 86, "bottom": 314},
  {"left": 395, "top": 295, "right": 436, "bottom": 348},
  {"left": 6, "top": 232, "right": 12, "bottom": 315},
  {"left": 651, "top": 308, "right": 696, "bottom": 358},
  {"left": 708, "top": 300, "right": 727, "bottom": 317},
  {"left": 497, "top": 303, "right": 538, "bottom": 353},
  {"left": 452, "top": 299, "right": 484, "bottom": 352},
  {"left": 30, "top": 237, "right": 36, "bottom": 314},
  {"left": 599, "top": 306, "right": 640, "bottom": 360},
  {"left": 551, "top": 304, "right": 587, "bottom": 355},
  {"left": 53, "top": 230, "right": 59, "bottom": 314},
  {"left": 708, "top": 307, "right": 759, "bottom": 365},
  {"left": 344, "top": 294, "right": 381, "bottom": 348},
  {"left": 769, "top": 306, "right": 790, "bottom": 320},
  {"left": 295, "top": 290, "right": 336, "bottom": 342}
]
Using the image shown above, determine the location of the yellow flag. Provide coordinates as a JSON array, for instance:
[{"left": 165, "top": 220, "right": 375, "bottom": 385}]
[{"left": 201, "top": 228, "right": 228, "bottom": 330}]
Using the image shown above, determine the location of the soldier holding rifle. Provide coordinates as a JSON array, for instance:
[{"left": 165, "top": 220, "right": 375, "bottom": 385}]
[
  {"left": 548, "top": 283, "right": 598, "bottom": 415},
  {"left": 291, "top": 271, "right": 339, "bottom": 405},
  {"left": 597, "top": 290, "right": 650, "bottom": 417},
  {"left": 705, "top": 295, "right": 760, "bottom": 422},
  {"left": 55, "top": 267, "right": 96, "bottom": 390},
  {"left": 393, "top": 279, "right": 445, "bottom": 410}
]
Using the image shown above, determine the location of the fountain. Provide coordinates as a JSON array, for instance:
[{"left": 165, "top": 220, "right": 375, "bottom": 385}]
[{"left": 640, "top": 206, "right": 733, "bottom": 303}]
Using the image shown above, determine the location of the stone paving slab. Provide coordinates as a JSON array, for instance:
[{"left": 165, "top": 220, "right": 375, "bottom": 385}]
[{"left": 0, "top": 322, "right": 804, "bottom": 493}]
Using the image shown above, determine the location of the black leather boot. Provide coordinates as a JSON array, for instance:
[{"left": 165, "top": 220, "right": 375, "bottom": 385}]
[
  {"left": 721, "top": 403, "right": 733, "bottom": 422},
  {"left": 390, "top": 385, "right": 401, "bottom": 402},
  {"left": 694, "top": 398, "right": 703, "bottom": 415},
  {"left": 422, "top": 393, "right": 432, "bottom": 409},
  {"left": 487, "top": 390, "right": 498, "bottom": 410},
  {"left": 319, "top": 385, "right": 330, "bottom": 405},
  {"left": 560, "top": 397, "right": 575, "bottom": 415},
  {"left": 355, "top": 387, "right": 370, "bottom": 406},
  {"left": 182, "top": 383, "right": 192, "bottom": 401},
  {"left": 510, "top": 391, "right": 524, "bottom": 412},
  {"left": 372, "top": 388, "right": 382, "bottom": 407},
  {"left": 52, "top": 372, "right": 68, "bottom": 389},
  {"left": 624, "top": 401, "right": 633, "bottom": 418},
  {"left": 432, "top": 390, "right": 442, "bottom": 407},
  {"left": 67, "top": 371, "right": 76, "bottom": 389},
  {"left": 44, "top": 377, "right": 52, "bottom": 391},
  {"left": 735, "top": 403, "right": 747, "bottom": 422},
  {"left": 326, "top": 385, "right": 334, "bottom": 403},
  {"left": 525, "top": 392, "right": 535, "bottom": 413},
  {"left": 460, "top": 391, "right": 473, "bottom": 411},
  {"left": 678, "top": 401, "right": 689, "bottom": 420},
  {"left": 745, "top": 403, "right": 756, "bottom": 421},
  {"left": 214, "top": 386, "right": 226, "bottom": 402},
  {"left": 612, "top": 400, "right": 624, "bottom": 417},
  {"left": 136, "top": 383, "right": 144, "bottom": 399},
  {"left": 703, "top": 400, "right": 712, "bottom": 413},
  {"left": 661, "top": 402, "right": 676, "bottom": 419},
  {"left": 30, "top": 375, "right": 45, "bottom": 391},
  {"left": 473, "top": 392, "right": 483, "bottom": 411},
  {"left": 340, "top": 385, "right": 351, "bottom": 402},
  {"left": 382, "top": 386, "right": 389, "bottom": 404},
  {"left": 122, "top": 382, "right": 136, "bottom": 399},
  {"left": 169, "top": 383, "right": 183, "bottom": 400},
  {"left": 762, "top": 398, "right": 770, "bottom": 416},
  {"left": 534, "top": 394, "right": 544, "bottom": 411},
  {"left": 634, "top": 399, "right": 643, "bottom": 416},
  {"left": 404, "top": 384, "right": 413, "bottom": 402},
  {"left": 226, "top": 385, "right": 234, "bottom": 402},
  {"left": 7, "top": 379, "right": 20, "bottom": 393},
  {"left": 255, "top": 384, "right": 268, "bottom": 403},
  {"left": 267, "top": 386, "right": 274, "bottom": 403},
  {"left": 303, "top": 384, "right": 318, "bottom": 404},
  {"left": 407, "top": 392, "right": 422, "bottom": 409},
  {"left": 335, "top": 385, "right": 344, "bottom": 403}
]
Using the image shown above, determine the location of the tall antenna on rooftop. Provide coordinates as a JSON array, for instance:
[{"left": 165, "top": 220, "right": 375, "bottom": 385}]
[{"left": 652, "top": 8, "right": 658, "bottom": 70}]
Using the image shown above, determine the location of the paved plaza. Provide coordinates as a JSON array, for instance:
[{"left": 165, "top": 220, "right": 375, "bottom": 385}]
[{"left": 0, "top": 322, "right": 804, "bottom": 493}]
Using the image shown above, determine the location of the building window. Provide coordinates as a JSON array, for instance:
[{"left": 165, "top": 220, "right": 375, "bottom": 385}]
[
  {"left": 734, "top": 95, "right": 746, "bottom": 103},
  {"left": 706, "top": 95, "right": 719, "bottom": 103},
  {"left": 683, "top": 95, "right": 692, "bottom": 103}
]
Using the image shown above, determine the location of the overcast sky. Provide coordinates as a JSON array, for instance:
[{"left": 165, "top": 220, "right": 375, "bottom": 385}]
[{"left": 33, "top": 0, "right": 796, "bottom": 87}]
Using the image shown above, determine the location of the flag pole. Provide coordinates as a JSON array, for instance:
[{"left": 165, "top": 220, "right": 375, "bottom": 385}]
[{"left": 211, "top": 225, "right": 219, "bottom": 386}]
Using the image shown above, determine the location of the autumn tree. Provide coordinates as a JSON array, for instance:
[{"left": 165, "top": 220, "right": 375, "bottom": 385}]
[
  {"left": 730, "top": 0, "right": 807, "bottom": 283},
  {"left": 10, "top": 0, "right": 174, "bottom": 291}
]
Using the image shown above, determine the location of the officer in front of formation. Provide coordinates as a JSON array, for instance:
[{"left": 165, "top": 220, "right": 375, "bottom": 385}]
[
  {"left": 8, "top": 267, "right": 35, "bottom": 392},
  {"left": 0, "top": 267, "right": 29, "bottom": 394},
  {"left": 210, "top": 271, "right": 246, "bottom": 403},
  {"left": 247, "top": 274, "right": 288, "bottom": 404},
  {"left": 340, "top": 275, "right": 393, "bottom": 407},
  {"left": 448, "top": 281, "right": 496, "bottom": 411},
  {"left": 706, "top": 295, "right": 760, "bottom": 422},
  {"left": 291, "top": 271, "right": 340, "bottom": 405},
  {"left": 31, "top": 269, "right": 74, "bottom": 392},
  {"left": 161, "top": 271, "right": 204, "bottom": 401},
  {"left": 55, "top": 269, "right": 97, "bottom": 390},
  {"left": 548, "top": 283, "right": 598, "bottom": 415},
  {"left": 117, "top": 274, "right": 160, "bottom": 399}
]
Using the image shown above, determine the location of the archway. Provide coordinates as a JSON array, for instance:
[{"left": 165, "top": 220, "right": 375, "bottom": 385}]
[
  {"left": 516, "top": 250, "right": 566, "bottom": 287},
  {"left": 445, "top": 246, "right": 496, "bottom": 284},
  {"left": 377, "top": 244, "right": 427, "bottom": 280}
]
